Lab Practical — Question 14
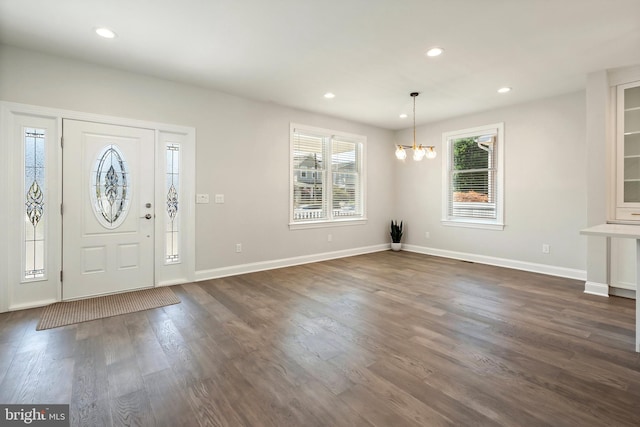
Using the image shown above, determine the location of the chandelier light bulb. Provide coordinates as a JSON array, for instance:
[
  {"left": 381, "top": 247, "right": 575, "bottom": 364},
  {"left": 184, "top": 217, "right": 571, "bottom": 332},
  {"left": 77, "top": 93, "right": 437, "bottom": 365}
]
[
  {"left": 426, "top": 146, "right": 437, "bottom": 159},
  {"left": 413, "top": 147, "right": 426, "bottom": 161},
  {"left": 395, "top": 146, "right": 407, "bottom": 160}
]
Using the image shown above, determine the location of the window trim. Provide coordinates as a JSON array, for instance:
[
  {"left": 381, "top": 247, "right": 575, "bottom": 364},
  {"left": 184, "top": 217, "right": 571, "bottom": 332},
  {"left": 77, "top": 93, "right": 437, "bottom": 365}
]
[
  {"left": 441, "top": 122, "right": 505, "bottom": 230},
  {"left": 289, "top": 123, "right": 367, "bottom": 229}
]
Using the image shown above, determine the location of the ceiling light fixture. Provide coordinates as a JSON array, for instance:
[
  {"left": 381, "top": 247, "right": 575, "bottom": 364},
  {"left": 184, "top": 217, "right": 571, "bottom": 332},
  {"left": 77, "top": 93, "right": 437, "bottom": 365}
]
[
  {"left": 426, "top": 47, "right": 444, "bottom": 57},
  {"left": 399, "top": 113, "right": 408, "bottom": 119},
  {"left": 497, "top": 87, "right": 512, "bottom": 93},
  {"left": 95, "top": 27, "right": 117, "bottom": 39},
  {"left": 324, "top": 92, "right": 335, "bottom": 99},
  {"left": 395, "top": 92, "right": 436, "bottom": 161}
]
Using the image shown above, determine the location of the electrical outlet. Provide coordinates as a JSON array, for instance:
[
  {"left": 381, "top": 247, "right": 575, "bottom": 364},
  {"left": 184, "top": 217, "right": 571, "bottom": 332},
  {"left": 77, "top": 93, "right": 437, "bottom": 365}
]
[
  {"left": 542, "top": 244, "right": 550, "bottom": 254},
  {"left": 425, "top": 232, "right": 430, "bottom": 239},
  {"left": 328, "top": 234, "right": 332, "bottom": 242},
  {"left": 236, "top": 243, "right": 242, "bottom": 253}
]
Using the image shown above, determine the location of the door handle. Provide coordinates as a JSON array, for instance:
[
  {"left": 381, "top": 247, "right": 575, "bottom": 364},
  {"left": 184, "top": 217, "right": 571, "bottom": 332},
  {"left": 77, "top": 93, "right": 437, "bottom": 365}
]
[{"left": 141, "top": 213, "right": 152, "bottom": 219}]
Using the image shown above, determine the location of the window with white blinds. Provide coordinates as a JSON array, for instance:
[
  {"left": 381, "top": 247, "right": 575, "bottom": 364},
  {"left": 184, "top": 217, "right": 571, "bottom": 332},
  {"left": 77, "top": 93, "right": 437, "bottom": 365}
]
[
  {"left": 442, "top": 123, "right": 504, "bottom": 230},
  {"left": 291, "top": 124, "right": 365, "bottom": 227}
]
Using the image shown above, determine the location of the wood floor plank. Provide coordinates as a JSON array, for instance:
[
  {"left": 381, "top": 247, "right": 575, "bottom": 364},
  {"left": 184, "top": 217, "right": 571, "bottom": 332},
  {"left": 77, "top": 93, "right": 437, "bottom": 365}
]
[
  {"left": 329, "top": 353, "right": 453, "bottom": 426},
  {"left": 184, "top": 377, "right": 247, "bottom": 427},
  {"left": 0, "top": 349, "right": 48, "bottom": 403},
  {"left": 146, "top": 313, "right": 203, "bottom": 388},
  {"left": 70, "top": 335, "right": 111, "bottom": 427},
  {"left": 367, "top": 356, "right": 501, "bottom": 426},
  {"left": 102, "top": 315, "right": 135, "bottom": 366},
  {"left": 143, "top": 368, "right": 194, "bottom": 427},
  {"left": 295, "top": 378, "right": 374, "bottom": 427},
  {"left": 107, "top": 356, "right": 145, "bottom": 400},
  {"left": 339, "top": 383, "right": 430, "bottom": 427},
  {"left": 424, "top": 370, "right": 550, "bottom": 427},
  {"left": 34, "top": 355, "right": 75, "bottom": 404},
  {"left": 110, "top": 388, "right": 154, "bottom": 427}
]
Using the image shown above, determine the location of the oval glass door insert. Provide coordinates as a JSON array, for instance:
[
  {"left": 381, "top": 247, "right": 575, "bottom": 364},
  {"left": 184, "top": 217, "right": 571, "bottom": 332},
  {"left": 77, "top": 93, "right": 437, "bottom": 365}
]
[{"left": 91, "top": 145, "right": 131, "bottom": 228}]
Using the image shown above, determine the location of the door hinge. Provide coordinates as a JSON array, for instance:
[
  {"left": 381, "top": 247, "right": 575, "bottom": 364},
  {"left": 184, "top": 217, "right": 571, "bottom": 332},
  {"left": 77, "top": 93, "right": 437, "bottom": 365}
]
[
  {"left": 60, "top": 204, "right": 63, "bottom": 215},
  {"left": 60, "top": 271, "right": 63, "bottom": 282},
  {"left": 60, "top": 136, "right": 64, "bottom": 148}
]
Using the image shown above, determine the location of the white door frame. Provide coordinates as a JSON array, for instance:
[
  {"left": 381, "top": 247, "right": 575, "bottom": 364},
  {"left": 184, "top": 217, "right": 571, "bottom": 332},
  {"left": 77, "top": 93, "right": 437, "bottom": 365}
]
[{"left": 0, "top": 101, "right": 196, "bottom": 312}]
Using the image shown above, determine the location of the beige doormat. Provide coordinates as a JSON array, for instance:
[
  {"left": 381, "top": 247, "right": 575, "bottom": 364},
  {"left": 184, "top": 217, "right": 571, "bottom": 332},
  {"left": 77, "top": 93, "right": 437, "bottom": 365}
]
[{"left": 37, "top": 287, "right": 180, "bottom": 330}]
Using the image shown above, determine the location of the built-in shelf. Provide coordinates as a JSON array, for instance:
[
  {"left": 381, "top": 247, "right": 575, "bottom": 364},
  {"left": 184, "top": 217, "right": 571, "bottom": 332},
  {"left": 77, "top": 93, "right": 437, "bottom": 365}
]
[{"left": 617, "top": 80, "right": 640, "bottom": 214}]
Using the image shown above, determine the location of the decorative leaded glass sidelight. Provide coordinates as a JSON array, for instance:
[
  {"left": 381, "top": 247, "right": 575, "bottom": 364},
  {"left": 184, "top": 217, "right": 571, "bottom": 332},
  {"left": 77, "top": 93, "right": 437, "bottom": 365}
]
[
  {"left": 24, "top": 128, "right": 46, "bottom": 280},
  {"left": 91, "top": 145, "right": 131, "bottom": 228},
  {"left": 166, "top": 143, "right": 180, "bottom": 263}
]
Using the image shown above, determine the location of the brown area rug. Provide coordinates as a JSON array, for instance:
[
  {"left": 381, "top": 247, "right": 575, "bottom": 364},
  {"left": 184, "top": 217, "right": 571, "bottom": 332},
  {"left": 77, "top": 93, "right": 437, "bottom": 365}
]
[{"left": 37, "top": 287, "right": 180, "bottom": 330}]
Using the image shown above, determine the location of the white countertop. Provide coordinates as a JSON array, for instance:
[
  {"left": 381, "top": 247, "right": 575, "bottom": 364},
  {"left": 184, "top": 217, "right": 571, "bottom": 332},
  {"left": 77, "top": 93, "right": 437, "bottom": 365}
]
[{"left": 581, "top": 223, "right": 640, "bottom": 239}]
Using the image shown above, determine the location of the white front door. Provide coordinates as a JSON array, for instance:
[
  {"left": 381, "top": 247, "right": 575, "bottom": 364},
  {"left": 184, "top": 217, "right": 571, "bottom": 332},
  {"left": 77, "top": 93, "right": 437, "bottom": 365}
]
[{"left": 62, "top": 120, "right": 155, "bottom": 300}]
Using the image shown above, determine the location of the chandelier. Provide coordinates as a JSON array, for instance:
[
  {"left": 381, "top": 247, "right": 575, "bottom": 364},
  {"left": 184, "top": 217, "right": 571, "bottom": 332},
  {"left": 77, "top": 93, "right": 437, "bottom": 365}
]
[{"left": 395, "top": 92, "right": 437, "bottom": 161}]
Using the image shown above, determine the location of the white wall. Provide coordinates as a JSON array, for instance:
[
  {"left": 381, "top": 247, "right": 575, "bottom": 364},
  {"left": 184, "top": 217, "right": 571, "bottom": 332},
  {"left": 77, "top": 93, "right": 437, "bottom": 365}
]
[
  {"left": 0, "top": 44, "right": 395, "bottom": 274},
  {"left": 394, "top": 91, "right": 587, "bottom": 276}
]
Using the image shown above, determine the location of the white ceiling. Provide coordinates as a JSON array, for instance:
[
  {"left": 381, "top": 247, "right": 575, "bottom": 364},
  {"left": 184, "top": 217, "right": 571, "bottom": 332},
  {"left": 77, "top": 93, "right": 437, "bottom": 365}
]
[{"left": 1, "top": 0, "right": 639, "bottom": 129}]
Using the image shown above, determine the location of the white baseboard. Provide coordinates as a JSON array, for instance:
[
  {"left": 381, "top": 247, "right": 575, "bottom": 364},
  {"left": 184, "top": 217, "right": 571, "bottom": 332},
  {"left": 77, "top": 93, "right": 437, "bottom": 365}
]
[
  {"left": 9, "top": 298, "right": 58, "bottom": 311},
  {"left": 195, "top": 244, "right": 389, "bottom": 282},
  {"left": 402, "top": 244, "right": 587, "bottom": 281},
  {"left": 156, "top": 279, "right": 190, "bottom": 287},
  {"left": 609, "top": 286, "right": 635, "bottom": 299},
  {"left": 584, "top": 281, "right": 609, "bottom": 297}
]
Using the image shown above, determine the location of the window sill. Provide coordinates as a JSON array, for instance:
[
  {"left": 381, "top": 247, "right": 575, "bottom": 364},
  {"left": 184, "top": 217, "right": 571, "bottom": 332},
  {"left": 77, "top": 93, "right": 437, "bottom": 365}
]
[
  {"left": 289, "top": 218, "right": 367, "bottom": 230},
  {"left": 441, "top": 219, "right": 504, "bottom": 231}
]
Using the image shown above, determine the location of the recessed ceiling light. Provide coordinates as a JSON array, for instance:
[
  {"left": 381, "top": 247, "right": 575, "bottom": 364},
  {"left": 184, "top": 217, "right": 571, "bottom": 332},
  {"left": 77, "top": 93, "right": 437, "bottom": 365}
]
[
  {"left": 425, "top": 47, "right": 444, "bottom": 57},
  {"left": 95, "top": 27, "right": 117, "bottom": 39},
  {"left": 399, "top": 114, "right": 408, "bottom": 119},
  {"left": 497, "top": 87, "right": 512, "bottom": 94},
  {"left": 324, "top": 92, "right": 335, "bottom": 99}
]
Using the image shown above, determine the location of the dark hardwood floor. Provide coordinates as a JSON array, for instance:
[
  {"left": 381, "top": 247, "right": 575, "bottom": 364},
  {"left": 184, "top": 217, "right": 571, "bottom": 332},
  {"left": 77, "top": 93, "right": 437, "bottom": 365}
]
[{"left": 1, "top": 251, "right": 639, "bottom": 426}]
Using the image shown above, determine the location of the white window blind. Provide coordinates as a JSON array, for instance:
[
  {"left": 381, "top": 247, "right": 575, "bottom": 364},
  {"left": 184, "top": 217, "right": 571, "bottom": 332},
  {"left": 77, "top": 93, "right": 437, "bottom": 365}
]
[
  {"left": 292, "top": 131, "right": 328, "bottom": 221},
  {"left": 332, "top": 138, "right": 361, "bottom": 217},
  {"left": 291, "top": 125, "right": 365, "bottom": 226},
  {"left": 449, "top": 134, "right": 496, "bottom": 219},
  {"left": 442, "top": 123, "right": 504, "bottom": 229}
]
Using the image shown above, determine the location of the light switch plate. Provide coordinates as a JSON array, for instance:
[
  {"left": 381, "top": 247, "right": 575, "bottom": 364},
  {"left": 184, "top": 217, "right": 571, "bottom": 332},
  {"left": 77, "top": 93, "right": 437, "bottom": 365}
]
[
  {"left": 196, "top": 194, "right": 209, "bottom": 204},
  {"left": 215, "top": 194, "right": 225, "bottom": 204}
]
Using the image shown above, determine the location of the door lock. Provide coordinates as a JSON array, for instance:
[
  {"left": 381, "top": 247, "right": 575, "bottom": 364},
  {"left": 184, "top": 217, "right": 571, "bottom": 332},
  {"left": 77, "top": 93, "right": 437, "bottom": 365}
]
[
  {"left": 145, "top": 203, "right": 152, "bottom": 208},
  {"left": 141, "top": 213, "right": 152, "bottom": 219}
]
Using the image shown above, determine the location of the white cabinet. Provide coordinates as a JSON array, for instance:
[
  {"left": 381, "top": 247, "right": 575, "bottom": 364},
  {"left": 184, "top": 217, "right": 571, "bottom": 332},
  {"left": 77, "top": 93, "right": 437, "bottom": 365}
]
[
  {"left": 612, "top": 80, "right": 640, "bottom": 295},
  {"left": 616, "top": 81, "right": 640, "bottom": 219}
]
